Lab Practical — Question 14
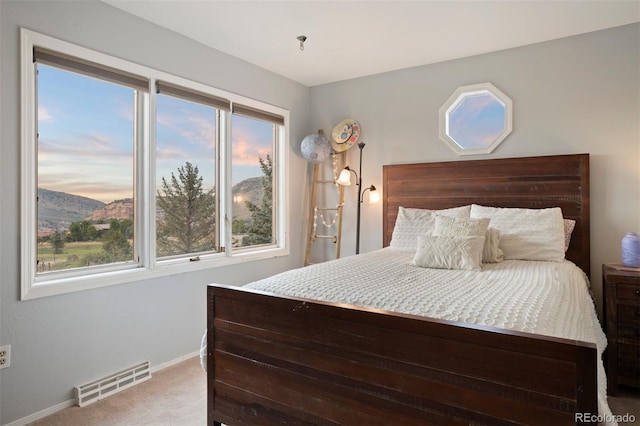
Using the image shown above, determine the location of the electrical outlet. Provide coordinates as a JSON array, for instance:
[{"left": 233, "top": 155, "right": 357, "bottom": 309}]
[{"left": 0, "top": 345, "right": 11, "bottom": 369}]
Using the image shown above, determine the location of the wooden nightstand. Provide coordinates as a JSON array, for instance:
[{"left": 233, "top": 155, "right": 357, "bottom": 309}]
[{"left": 603, "top": 263, "right": 640, "bottom": 395}]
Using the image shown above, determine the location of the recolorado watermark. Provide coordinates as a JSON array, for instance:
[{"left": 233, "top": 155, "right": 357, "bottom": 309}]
[{"left": 575, "top": 413, "right": 636, "bottom": 423}]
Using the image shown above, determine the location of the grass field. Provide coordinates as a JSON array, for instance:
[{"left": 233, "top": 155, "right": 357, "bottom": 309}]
[{"left": 37, "top": 241, "right": 103, "bottom": 271}]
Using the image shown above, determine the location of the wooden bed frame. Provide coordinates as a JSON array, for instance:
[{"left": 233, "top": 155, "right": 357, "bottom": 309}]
[{"left": 207, "top": 153, "right": 596, "bottom": 425}]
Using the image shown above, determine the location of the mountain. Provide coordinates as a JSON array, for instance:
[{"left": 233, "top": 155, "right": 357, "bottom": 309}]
[
  {"left": 86, "top": 198, "right": 134, "bottom": 222},
  {"left": 232, "top": 177, "right": 264, "bottom": 221},
  {"left": 37, "top": 188, "right": 106, "bottom": 233},
  {"left": 37, "top": 177, "right": 265, "bottom": 234}
]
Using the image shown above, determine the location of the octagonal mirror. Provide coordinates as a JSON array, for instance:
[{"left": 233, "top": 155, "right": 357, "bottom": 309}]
[{"left": 439, "top": 82, "right": 512, "bottom": 155}]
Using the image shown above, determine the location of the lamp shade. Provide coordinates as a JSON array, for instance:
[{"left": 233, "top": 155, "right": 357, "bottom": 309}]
[
  {"left": 368, "top": 189, "right": 381, "bottom": 204},
  {"left": 300, "top": 132, "right": 331, "bottom": 164},
  {"left": 336, "top": 169, "right": 352, "bottom": 186}
]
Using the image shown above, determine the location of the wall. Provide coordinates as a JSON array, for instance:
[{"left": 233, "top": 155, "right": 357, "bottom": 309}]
[
  {"left": 310, "top": 23, "right": 640, "bottom": 317},
  {"left": 0, "top": 1, "right": 310, "bottom": 424},
  {"left": 1, "top": 2, "right": 638, "bottom": 423}
]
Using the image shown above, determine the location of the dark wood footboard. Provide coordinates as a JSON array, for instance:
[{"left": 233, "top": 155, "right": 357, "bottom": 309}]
[{"left": 207, "top": 284, "right": 597, "bottom": 425}]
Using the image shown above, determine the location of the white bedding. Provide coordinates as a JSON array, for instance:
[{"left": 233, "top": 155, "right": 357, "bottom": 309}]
[{"left": 243, "top": 247, "right": 613, "bottom": 422}]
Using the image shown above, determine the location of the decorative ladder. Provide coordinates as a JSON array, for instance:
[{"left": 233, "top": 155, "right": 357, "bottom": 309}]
[{"left": 304, "top": 151, "right": 346, "bottom": 266}]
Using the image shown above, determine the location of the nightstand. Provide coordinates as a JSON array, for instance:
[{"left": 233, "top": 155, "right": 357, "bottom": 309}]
[{"left": 603, "top": 264, "right": 640, "bottom": 395}]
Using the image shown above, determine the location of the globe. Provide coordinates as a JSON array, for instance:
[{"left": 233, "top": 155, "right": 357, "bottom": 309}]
[{"left": 300, "top": 132, "right": 331, "bottom": 163}]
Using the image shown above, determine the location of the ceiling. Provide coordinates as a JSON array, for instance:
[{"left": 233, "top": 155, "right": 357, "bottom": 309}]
[{"left": 104, "top": 0, "right": 639, "bottom": 87}]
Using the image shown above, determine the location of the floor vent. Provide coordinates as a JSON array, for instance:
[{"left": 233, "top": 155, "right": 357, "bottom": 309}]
[{"left": 74, "top": 361, "right": 151, "bottom": 407}]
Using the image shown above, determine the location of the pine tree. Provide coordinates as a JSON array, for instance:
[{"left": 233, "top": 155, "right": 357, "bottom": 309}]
[
  {"left": 243, "top": 155, "right": 273, "bottom": 246},
  {"left": 50, "top": 230, "right": 65, "bottom": 254},
  {"left": 156, "top": 162, "right": 216, "bottom": 256}
]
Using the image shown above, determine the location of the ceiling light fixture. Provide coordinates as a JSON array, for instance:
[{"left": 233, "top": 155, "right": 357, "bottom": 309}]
[{"left": 297, "top": 35, "right": 307, "bottom": 51}]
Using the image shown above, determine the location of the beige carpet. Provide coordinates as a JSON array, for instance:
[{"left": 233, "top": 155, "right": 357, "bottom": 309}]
[
  {"left": 29, "top": 357, "right": 206, "bottom": 426},
  {"left": 30, "top": 355, "right": 639, "bottom": 425}
]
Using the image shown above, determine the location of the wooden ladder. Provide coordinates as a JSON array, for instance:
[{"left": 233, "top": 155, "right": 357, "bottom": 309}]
[{"left": 304, "top": 151, "right": 346, "bottom": 266}]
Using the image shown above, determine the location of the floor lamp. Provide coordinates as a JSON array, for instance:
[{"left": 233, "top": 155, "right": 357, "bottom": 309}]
[{"left": 336, "top": 142, "right": 379, "bottom": 254}]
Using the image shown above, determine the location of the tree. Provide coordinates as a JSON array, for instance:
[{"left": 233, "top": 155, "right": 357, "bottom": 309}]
[
  {"left": 68, "top": 220, "right": 98, "bottom": 242},
  {"left": 96, "top": 218, "right": 133, "bottom": 262},
  {"left": 50, "top": 231, "right": 65, "bottom": 254},
  {"left": 243, "top": 154, "right": 273, "bottom": 246},
  {"left": 156, "top": 162, "right": 216, "bottom": 256},
  {"left": 101, "top": 229, "right": 132, "bottom": 262}
]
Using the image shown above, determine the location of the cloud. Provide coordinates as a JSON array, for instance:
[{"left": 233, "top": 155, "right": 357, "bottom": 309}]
[
  {"left": 156, "top": 146, "right": 189, "bottom": 160},
  {"left": 450, "top": 93, "right": 502, "bottom": 126},
  {"left": 38, "top": 106, "right": 53, "bottom": 122},
  {"left": 38, "top": 133, "right": 131, "bottom": 159},
  {"left": 231, "top": 126, "right": 271, "bottom": 166},
  {"left": 157, "top": 107, "right": 216, "bottom": 148}
]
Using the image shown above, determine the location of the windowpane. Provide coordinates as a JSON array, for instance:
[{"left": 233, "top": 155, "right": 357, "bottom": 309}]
[
  {"left": 36, "top": 64, "right": 136, "bottom": 273},
  {"left": 155, "top": 93, "right": 217, "bottom": 259},
  {"left": 231, "top": 114, "right": 276, "bottom": 248}
]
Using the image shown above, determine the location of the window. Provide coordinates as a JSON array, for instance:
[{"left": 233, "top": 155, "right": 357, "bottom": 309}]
[
  {"left": 438, "top": 82, "right": 513, "bottom": 156},
  {"left": 155, "top": 82, "right": 223, "bottom": 259},
  {"left": 231, "top": 105, "right": 283, "bottom": 249},
  {"left": 21, "top": 29, "right": 289, "bottom": 299},
  {"left": 36, "top": 60, "right": 140, "bottom": 276}
]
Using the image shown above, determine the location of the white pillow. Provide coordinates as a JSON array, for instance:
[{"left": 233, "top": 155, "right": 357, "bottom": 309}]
[
  {"left": 433, "top": 216, "right": 503, "bottom": 263},
  {"left": 389, "top": 205, "right": 471, "bottom": 252},
  {"left": 483, "top": 228, "right": 505, "bottom": 263},
  {"left": 410, "top": 235, "right": 485, "bottom": 271},
  {"left": 563, "top": 219, "right": 576, "bottom": 252},
  {"left": 470, "top": 204, "right": 565, "bottom": 262},
  {"left": 433, "top": 216, "right": 490, "bottom": 238}
]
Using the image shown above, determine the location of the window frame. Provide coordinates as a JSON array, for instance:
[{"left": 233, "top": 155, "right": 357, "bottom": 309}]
[{"left": 21, "top": 29, "right": 290, "bottom": 300}]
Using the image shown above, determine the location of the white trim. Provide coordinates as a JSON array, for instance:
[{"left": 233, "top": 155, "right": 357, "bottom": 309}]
[
  {"left": 4, "top": 352, "right": 200, "bottom": 426},
  {"left": 22, "top": 246, "right": 289, "bottom": 300},
  {"left": 20, "top": 28, "right": 39, "bottom": 300},
  {"left": 20, "top": 28, "right": 290, "bottom": 300},
  {"left": 4, "top": 399, "right": 76, "bottom": 426},
  {"left": 150, "top": 350, "right": 199, "bottom": 373}
]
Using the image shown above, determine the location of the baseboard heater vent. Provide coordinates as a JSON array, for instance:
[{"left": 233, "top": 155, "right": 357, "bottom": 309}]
[{"left": 74, "top": 361, "right": 151, "bottom": 407}]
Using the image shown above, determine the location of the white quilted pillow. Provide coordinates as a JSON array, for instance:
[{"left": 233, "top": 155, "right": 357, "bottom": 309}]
[
  {"left": 389, "top": 205, "right": 471, "bottom": 252},
  {"left": 410, "top": 235, "right": 485, "bottom": 271},
  {"left": 470, "top": 205, "right": 565, "bottom": 262},
  {"left": 433, "top": 216, "right": 503, "bottom": 263}
]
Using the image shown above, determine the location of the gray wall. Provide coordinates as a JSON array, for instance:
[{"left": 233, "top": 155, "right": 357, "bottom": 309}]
[
  {"left": 0, "top": 1, "right": 310, "bottom": 423},
  {"left": 311, "top": 23, "right": 640, "bottom": 319}
]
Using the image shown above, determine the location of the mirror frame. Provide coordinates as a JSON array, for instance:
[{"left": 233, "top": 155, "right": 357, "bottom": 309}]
[{"left": 439, "top": 82, "right": 513, "bottom": 156}]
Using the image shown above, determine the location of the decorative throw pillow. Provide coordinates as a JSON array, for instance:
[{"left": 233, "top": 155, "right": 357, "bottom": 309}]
[
  {"left": 564, "top": 219, "right": 576, "bottom": 252},
  {"left": 433, "top": 216, "right": 503, "bottom": 263},
  {"left": 433, "top": 215, "right": 490, "bottom": 237},
  {"left": 470, "top": 204, "right": 565, "bottom": 262},
  {"left": 410, "top": 235, "right": 485, "bottom": 271},
  {"left": 483, "top": 228, "right": 505, "bottom": 263},
  {"left": 389, "top": 205, "right": 471, "bottom": 252}
]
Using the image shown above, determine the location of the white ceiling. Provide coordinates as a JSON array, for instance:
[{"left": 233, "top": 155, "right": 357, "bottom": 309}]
[{"left": 104, "top": 0, "right": 639, "bottom": 87}]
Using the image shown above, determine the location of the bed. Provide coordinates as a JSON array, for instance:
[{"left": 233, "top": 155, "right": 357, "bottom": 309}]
[{"left": 207, "top": 153, "right": 609, "bottom": 425}]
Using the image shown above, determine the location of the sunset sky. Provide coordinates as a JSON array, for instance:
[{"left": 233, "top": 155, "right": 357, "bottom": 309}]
[
  {"left": 448, "top": 92, "right": 506, "bottom": 149},
  {"left": 37, "top": 64, "right": 272, "bottom": 203}
]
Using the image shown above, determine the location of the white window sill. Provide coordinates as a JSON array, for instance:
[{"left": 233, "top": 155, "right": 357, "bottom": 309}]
[{"left": 22, "top": 246, "right": 290, "bottom": 300}]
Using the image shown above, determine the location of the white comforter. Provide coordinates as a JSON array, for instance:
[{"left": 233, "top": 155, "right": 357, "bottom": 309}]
[{"left": 244, "top": 248, "right": 613, "bottom": 422}]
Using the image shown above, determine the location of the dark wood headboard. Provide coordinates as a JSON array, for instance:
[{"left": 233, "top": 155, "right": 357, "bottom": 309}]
[{"left": 382, "top": 154, "right": 590, "bottom": 276}]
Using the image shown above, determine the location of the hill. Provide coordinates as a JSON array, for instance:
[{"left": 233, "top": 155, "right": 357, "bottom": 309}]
[
  {"left": 38, "top": 188, "right": 106, "bottom": 234},
  {"left": 37, "top": 177, "right": 265, "bottom": 234},
  {"left": 86, "top": 198, "right": 134, "bottom": 222},
  {"left": 232, "top": 177, "right": 264, "bottom": 221}
]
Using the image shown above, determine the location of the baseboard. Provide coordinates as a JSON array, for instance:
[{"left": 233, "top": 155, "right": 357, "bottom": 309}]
[
  {"left": 151, "top": 350, "right": 199, "bottom": 373},
  {"left": 3, "top": 399, "right": 75, "bottom": 426},
  {"left": 3, "top": 351, "right": 200, "bottom": 426}
]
